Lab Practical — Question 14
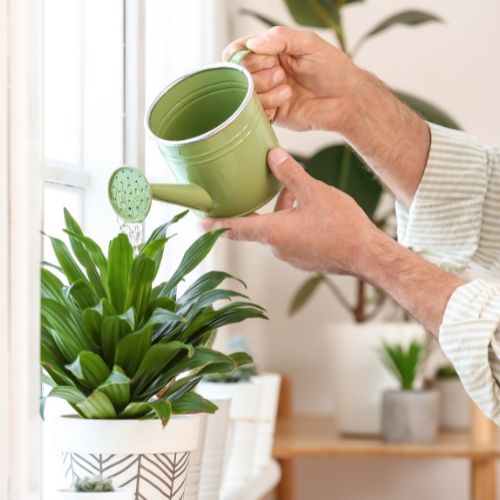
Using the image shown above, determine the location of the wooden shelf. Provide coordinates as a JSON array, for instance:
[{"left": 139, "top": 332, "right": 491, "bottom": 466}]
[{"left": 273, "top": 415, "right": 500, "bottom": 460}]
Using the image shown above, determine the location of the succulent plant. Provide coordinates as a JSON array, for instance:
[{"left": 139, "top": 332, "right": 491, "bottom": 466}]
[
  {"left": 380, "top": 340, "right": 427, "bottom": 391},
  {"left": 435, "top": 364, "right": 458, "bottom": 379},
  {"left": 41, "top": 209, "right": 266, "bottom": 426},
  {"left": 74, "top": 476, "right": 114, "bottom": 492}
]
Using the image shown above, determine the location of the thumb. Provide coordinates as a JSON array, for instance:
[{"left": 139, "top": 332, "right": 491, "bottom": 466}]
[
  {"left": 247, "top": 26, "right": 318, "bottom": 57},
  {"left": 267, "top": 148, "right": 313, "bottom": 201}
]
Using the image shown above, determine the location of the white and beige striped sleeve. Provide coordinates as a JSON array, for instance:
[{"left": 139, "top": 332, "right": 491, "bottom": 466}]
[{"left": 396, "top": 123, "right": 500, "bottom": 423}]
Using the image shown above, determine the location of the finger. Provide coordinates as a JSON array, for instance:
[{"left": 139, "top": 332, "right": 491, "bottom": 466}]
[
  {"left": 252, "top": 66, "right": 286, "bottom": 93},
  {"left": 222, "top": 34, "right": 260, "bottom": 61},
  {"left": 265, "top": 108, "right": 278, "bottom": 121},
  {"left": 257, "top": 84, "right": 292, "bottom": 110},
  {"left": 200, "top": 213, "right": 274, "bottom": 243},
  {"left": 247, "top": 26, "right": 319, "bottom": 57},
  {"left": 241, "top": 54, "right": 279, "bottom": 73},
  {"left": 274, "top": 187, "right": 296, "bottom": 212},
  {"left": 267, "top": 148, "right": 314, "bottom": 200}
]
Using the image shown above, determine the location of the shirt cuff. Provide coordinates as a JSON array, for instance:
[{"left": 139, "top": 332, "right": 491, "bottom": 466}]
[
  {"left": 396, "top": 123, "right": 490, "bottom": 273},
  {"left": 439, "top": 279, "right": 500, "bottom": 422}
]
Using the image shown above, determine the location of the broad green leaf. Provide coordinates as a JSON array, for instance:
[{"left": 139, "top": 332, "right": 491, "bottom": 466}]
[
  {"left": 181, "top": 289, "right": 248, "bottom": 318},
  {"left": 114, "top": 325, "right": 153, "bottom": 377},
  {"left": 76, "top": 391, "right": 117, "bottom": 419},
  {"left": 289, "top": 275, "right": 323, "bottom": 315},
  {"left": 140, "top": 210, "right": 188, "bottom": 251},
  {"left": 50, "top": 236, "right": 87, "bottom": 285},
  {"left": 144, "top": 308, "right": 183, "bottom": 329},
  {"left": 41, "top": 268, "right": 65, "bottom": 302},
  {"left": 82, "top": 298, "right": 116, "bottom": 346},
  {"left": 64, "top": 209, "right": 107, "bottom": 297},
  {"left": 171, "top": 391, "right": 217, "bottom": 415},
  {"left": 285, "top": 0, "right": 340, "bottom": 28},
  {"left": 396, "top": 91, "right": 461, "bottom": 130},
  {"left": 179, "top": 271, "right": 246, "bottom": 307},
  {"left": 68, "top": 279, "right": 99, "bottom": 310},
  {"left": 132, "top": 341, "right": 194, "bottom": 397},
  {"left": 101, "top": 308, "right": 135, "bottom": 365},
  {"left": 166, "top": 229, "right": 227, "bottom": 293},
  {"left": 108, "top": 233, "right": 133, "bottom": 312},
  {"left": 66, "top": 351, "right": 111, "bottom": 389},
  {"left": 239, "top": 8, "right": 284, "bottom": 28},
  {"left": 97, "top": 366, "right": 130, "bottom": 413},
  {"left": 42, "top": 298, "right": 94, "bottom": 361},
  {"left": 46, "top": 385, "right": 86, "bottom": 404},
  {"left": 148, "top": 399, "right": 172, "bottom": 427},
  {"left": 119, "top": 401, "right": 152, "bottom": 419},
  {"left": 303, "top": 144, "right": 383, "bottom": 220},
  {"left": 228, "top": 351, "right": 254, "bottom": 368},
  {"left": 41, "top": 336, "right": 79, "bottom": 388},
  {"left": 147, "top": 295, "right": 177, "bottom": 317},
  {"left": 125, "top": 256, "right": 156, "bottom": 322},
  {"left": 140, "top": 237, "right": 170, "bottom": 278},
  {"left": 353, "top": 10, "right": 442, "bottom": 55},
  {"left": 164, "top": 375, "right": 203, "bottom": 402}
]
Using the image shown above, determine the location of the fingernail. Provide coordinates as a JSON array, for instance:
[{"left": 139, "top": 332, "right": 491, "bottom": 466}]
[
  {"left": 280, "top": 86, "right": 292, "bottom": 98},
  {"left": 247, "top": 35, "right": 266, "bottom": 48},
  {"left": 268, "top": 148, "right": 289, "bottom": 165},
  {"left": 273, "top": 68, "right": 284, "bottom": 84}
]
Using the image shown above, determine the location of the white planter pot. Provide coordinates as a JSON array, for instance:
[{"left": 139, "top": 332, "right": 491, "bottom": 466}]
[
  {"left": 184, "top": 414, "right": 208, "bottom": 500},
  {"left": 53, "top": 489, "right": 134, "bottom": 500},
  {"left": 252, "top": 374, "right": 281, "bottom": 473},
  {"left": 197, "top": 380, "right": 262, "bottom": 493},
  {"left": 52, "top": 415, "right": 201, "bottom": 500},
  {"left": 196, "top": 398, "right": 231, "bottom": 500},
  {"left": 325, "top": 322, "right": 426, "bottom": 435},
  {"left": 382, "top": 389, "right": 440, "bottom": 443},
  {"left": 434, "top": 378, "right": 471, "bottom": 430}
]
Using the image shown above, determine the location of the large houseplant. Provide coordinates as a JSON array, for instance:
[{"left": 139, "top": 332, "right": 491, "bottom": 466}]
[
  {"left": 41, "top": 209, "right": 266, "bottom": 499},
  {"left": 242, "top": 0, "right": 458, "bottom": 434}
]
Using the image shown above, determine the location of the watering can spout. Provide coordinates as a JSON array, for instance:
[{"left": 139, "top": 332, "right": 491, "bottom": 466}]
[{"left": 150, "top": 183, "right": 213, "bottom": 213}]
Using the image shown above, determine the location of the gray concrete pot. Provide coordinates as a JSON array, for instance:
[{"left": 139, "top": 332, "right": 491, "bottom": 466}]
[
  {"left": 433, "top": 378, "right": 471, "bottom": 430},
  {"left": 382, "top": 389, "right": 440, "bottom": 443}
]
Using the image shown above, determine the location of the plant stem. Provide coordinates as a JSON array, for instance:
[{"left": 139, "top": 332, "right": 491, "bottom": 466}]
[
  {"left": 353, "top": 279, "right": 367, "bottom": 323},
  {"left": 323, "top": 276, "right": 355, "bottom": 316}
]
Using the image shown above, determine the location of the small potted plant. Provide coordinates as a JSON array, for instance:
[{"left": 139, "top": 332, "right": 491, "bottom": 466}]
[
  {"left": 433, "top": 364, "right": 471, "bottom": 430},
  {"left": 380, "top": 340, "right": 439, "bottom": 443},
  {"left": 55, "top": 476, "right": 133, "bottom": 499},
  {"left": 42, "top": 209, "right": 267, "bottom": 500}
]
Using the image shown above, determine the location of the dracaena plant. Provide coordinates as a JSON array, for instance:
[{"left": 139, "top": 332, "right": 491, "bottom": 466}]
[
  {"left": 41, "top": 209, "right": 267, "bottom": 426},
  {"left": 242, "top": 1, "right": 461, "bottom": 322}
]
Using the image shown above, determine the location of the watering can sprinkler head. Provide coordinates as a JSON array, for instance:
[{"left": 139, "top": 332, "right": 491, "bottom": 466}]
[{"left": 108, "top": 166, "right": 213, "bottom": 223}]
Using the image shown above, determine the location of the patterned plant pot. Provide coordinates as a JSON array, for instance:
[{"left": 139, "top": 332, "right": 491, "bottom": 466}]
[
  {"left": 54, "top": 489, "right": 134, "bottom": 499},
  {"left": 183, "top": 414, "right": 208, "bottom": 500},
  {"left": 52, "top": 415, "right": 202, "bottom": 500}
]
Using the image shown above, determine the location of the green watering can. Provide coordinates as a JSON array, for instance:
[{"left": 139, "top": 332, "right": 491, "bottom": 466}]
[{"left": 108, "top": 50, "right": 280, "bottom": 223}]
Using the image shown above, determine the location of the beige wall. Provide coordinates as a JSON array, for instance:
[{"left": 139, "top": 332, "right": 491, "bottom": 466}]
[{"left": 214, "top": 0, "right": 500, "bottom": 499}]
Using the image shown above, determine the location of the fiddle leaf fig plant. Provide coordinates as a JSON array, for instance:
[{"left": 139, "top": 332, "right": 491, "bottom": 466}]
[
  {"left": 242, "top": 1, "right": 461, "bottom": 322},
  {"left": 41, "top": 209, "right": 264, "bottom": 426}
]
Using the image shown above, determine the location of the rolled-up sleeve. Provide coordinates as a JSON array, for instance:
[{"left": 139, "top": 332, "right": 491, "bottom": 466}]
[
  {"left": 396, "top": 123, "right": 500, "bottom": 423},
  {"left": 396, "top": 123, "right": 491, "bottom": 273}
]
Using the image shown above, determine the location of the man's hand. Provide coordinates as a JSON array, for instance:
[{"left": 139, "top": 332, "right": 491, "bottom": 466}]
[
  {"left": 202, "top": 147, "right": 377, "bottom": 275},
  {"left": 224, "top": 26, "right": 431, "bottom": 208},
  {"left": 224, "top": 26, "right": 359, "bottom": 132}
]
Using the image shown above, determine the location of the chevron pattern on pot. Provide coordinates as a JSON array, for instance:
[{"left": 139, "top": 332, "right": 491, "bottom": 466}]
[{"left": 63, "top": 451, "right": 191, "bottom": 500}]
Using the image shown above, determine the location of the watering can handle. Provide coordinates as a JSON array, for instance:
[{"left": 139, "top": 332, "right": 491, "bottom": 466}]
[{"left": 228, "top": 48, "right": 252, "bottom": 65}]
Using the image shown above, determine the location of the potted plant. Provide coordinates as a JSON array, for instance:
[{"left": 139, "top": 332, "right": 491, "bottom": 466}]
[
  {"left": 41, "top": 209, "right": 267, "bottom": 500},
  {"left": 55, "top": 476, "right": 134, "bottom": 499},
  {"left": 432, "top": 364, "right": 471, "bottom": 431},
  {"left": 380, "top": 340, "right": 439, "bottom": 443},
  {"left": 242, "top": 0, "right": 459, "bottom": 435}
]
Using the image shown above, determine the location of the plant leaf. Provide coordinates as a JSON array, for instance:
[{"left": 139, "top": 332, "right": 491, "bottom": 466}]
[
  {"left": 76, "top": 391, "right": 117, "bottom": 419},
  {"left": 101, "top": 308, "right": 135, "bottom": 366},
  {"left": 289, "top": 274, "right": 324, "bottom": 315},
  {"left": 166, "top": 229, "right": 227, "bottom": 293},
  {"left": 108, "top": 233, "right": 134, "bottom": 312},
  {"left": 140, "top": 210, "right": 188, "bottom": 251},
  {"left": 68, "top": 279, "right": 99, "bottom": 310},
  {"left": 42, "top": 385, "right": 86, "bottom": 420},
  {"left": 125, "top": 256, "right": 156, "bottom": 323},
  {"left": 228, "top": 351, "right": 254, "bottom": 368},
  {"left": 239, "top": 8, "right": 283, "bottom": 28},
  {"left": 119, "top": 402, "right": 152, "bottom": 419},
  {"left": 66, "top": 351, "right": 111, "bottom": 390},
  {"left": 114, "top": 325, "right": 153, "bottom": 377},
  {"left": 171, "top": 391, "right": 217, "bottom": 415},
  {"left": 97, "top": 366, "right": 130, "bottom": 413},
  {"left": 396, "top": 91, "right": 461, "bottom": 129},
  {"left": 148, "top": 399, "right": 172, "bottom": 427},
  {"left": 50, "top": 236, "right": 87, "bottom": 285}
]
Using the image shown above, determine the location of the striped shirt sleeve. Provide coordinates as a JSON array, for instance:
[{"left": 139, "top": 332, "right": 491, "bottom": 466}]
[{"left": 396, "top": 123, "right": 500, "bottom": 423}]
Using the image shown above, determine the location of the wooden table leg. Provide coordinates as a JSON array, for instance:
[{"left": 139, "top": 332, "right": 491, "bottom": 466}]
[
  {"left": 277, "top": 459, "right": 294, "bottom": 500},
  {"left": 471, "top": 460, "right": 496, "bottom": 500},
  {"left": 469, "top": 401, "right": 497, "bottom": 500}
]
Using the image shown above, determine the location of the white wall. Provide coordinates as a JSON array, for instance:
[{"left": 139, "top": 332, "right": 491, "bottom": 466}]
[{"left": 218, "top": 0, "right": 500, "bottom": 499}]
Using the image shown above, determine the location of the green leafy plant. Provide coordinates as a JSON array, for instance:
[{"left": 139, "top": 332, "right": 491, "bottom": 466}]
[
  {"left": 74, "top": 476, "right": 114, "bottom": 493},
  {"left": 41, "top": 209, "right": 266, "bottom": 426},
  {"left": 379, "top": 340, "right": 427, "bottom": 391},
  {"left": 242, "top": 1, "right": 460, "bottom": 322},
  {"left": 204, "top": 363, "right": 257, "bottom": 383},
  {"left": 435, "top": 364, "right": 458, "bottom": 379}
]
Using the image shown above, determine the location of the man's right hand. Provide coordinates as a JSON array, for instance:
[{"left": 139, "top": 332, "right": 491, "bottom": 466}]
[{"left": 223, "top": 26, "right": 360, "bottom": 133}]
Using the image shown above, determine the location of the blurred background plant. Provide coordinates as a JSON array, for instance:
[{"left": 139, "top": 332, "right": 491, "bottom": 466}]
[
  {"left": 242, "top": 0, "right": 461, "bottom": 323},
  {"left": 74, "top": 476, "right": 114, "bottom": 492}
]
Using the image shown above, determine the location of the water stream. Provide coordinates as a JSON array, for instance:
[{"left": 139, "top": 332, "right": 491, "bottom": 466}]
[{"left": 117, "top": 217, "right": 144, "bottom": 255}]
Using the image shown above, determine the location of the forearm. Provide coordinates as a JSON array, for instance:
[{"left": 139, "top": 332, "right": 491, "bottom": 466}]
[
  {"left": 356, "top": 230, "right": 465, "bottom": 336},
  {"left": 337, "top": 69, "right": 431, "bottom": 209}
]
